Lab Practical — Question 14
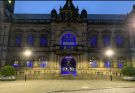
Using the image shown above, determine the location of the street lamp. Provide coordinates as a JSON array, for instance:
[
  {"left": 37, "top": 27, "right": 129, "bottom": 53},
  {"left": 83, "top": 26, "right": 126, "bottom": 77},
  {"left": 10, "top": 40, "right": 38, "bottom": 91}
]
[
  {"left": 23, "top": 50, "right": 32, "bottom": 57},
  {"left": 23, "top": 49, "right": 32, "bottom": 81},
  {"left": 105, "top": 49, "right": 114, "bottom": 81}
]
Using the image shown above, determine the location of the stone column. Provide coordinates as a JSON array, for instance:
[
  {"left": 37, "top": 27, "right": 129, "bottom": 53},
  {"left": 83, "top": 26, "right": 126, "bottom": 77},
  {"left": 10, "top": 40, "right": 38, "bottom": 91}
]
[{"left": 98, "top": 31, "right": 103, "bottom": 48}]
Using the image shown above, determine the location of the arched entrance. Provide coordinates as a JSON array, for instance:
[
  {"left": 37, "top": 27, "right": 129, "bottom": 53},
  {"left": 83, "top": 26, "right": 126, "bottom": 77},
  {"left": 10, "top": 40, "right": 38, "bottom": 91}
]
[{"left": 61, "top": 56, "right": 76, "bottom": 76}]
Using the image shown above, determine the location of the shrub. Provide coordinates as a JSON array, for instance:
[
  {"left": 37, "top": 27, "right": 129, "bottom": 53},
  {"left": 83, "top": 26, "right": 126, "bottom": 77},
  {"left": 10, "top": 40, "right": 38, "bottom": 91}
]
[
  {"left": 1, "top": 66, "right": 15, "bottom": 76},
  {"left": 121, "top": 66, "right": 135, "bottom": 76}
]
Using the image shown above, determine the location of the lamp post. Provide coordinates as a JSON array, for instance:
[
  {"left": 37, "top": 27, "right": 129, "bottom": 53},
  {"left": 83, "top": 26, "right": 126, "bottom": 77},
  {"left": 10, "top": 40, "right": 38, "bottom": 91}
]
[
  {"left": 23, "top": 49, "right": 32, "bottom": 81},
  {"left": 105, "top": 49, "right": 114, "bottom": 81}
]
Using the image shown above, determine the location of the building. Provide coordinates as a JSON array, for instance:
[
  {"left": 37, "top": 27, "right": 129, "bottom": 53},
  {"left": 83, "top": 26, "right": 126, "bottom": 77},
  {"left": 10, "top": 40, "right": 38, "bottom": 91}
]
[{"left": 0, "top": 0, "right": 135, "bottom": 79}]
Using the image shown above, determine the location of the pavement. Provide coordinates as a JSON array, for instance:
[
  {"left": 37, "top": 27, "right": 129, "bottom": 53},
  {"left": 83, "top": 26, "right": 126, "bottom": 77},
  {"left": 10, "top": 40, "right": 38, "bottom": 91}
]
[{"left": 0, "top": 80, "right": 135, "bottom": 93}]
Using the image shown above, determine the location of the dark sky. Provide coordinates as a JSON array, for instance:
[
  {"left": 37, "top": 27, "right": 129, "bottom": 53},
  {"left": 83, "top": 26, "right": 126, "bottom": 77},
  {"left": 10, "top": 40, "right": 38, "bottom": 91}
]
[{"left": 14, "top": 1, "right": 135, "bottom": 14}]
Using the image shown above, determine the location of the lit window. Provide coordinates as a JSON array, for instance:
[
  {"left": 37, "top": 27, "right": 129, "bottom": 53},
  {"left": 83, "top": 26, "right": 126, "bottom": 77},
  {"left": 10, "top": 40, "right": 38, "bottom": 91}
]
[
  {"left": 40, "top": 36, "right": 48, "bottom": 47},
  {"left": 103, "top": 35, "right": 110, "bottom": 47},
  {"left": 39, "top": 57, "right": 47, "bottom": 68},
  {"left": 26, "top": 61, "right": 33, "bottom": 68},
  {"left": 104, "top": 60, "right": 111, "bottom": 68},
  {"left": 15, "top": 35, "right": 21, "bottom": 46},
  {"left": 61, "top": 33, "right": 77, "bottom": 49},
  {"left": 89, "top": 57, "right": 98, "bottom": 68},
  {"left": 13, "top": 57, "right": 20, "bottom": 67},
  {"left": 116, "top": 35, "right": 124, "bottom": 47},
  {"left": 89, "top": 35, "right": 97, "bottom": 48},
  {"left": 28, "top": 35, "right": 34, "bottom": 46},
  {"left": 13, "top": 61, "right": 19, "bottom": 67},
  {"left": 117, "top": 57, "right": 124, "bottom": 68}
]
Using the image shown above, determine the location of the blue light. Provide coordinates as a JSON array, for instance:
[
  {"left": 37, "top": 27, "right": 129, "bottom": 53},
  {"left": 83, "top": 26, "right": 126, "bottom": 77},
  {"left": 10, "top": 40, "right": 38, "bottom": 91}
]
[
  {"left": 90, "top": 35, "right": 97, "bottom": 48},
  {"left": 104, "top": 60, "right": 111, "bottom": 68},
  {"left": 40, "top": 62, "right": 46, "bottom": 67},
  {"left": 91, "top": 60, "right": 98, "bottom": 68},
  {"left": 103, "top": 35, "right": 110, "bottom": 47},
  {"left": 61, "top": 56, "right": 76, "bottom": 76},
  {"left": 26, "top": 61, "right": 33, "bottom": 68},
  {"left": 116, "top": 35, "right": 123, "bottom": 47},
  {"left": 40, "top": 37, "right": 48, "bottom": 46},
  {"left": 15, "top": 35, "right": 21, "bottom": 46},
  {"left": 28, "top": 35, "right": 34, "bottom": 46},
  {"left": 61, "top": 33, "right": 77, "bottom": 49},
  {"left": 118, "top": 62, "right": 123, "bottom": 68},
  {"left": 13, "top": 61, "right": 19, "bottom": 67}
]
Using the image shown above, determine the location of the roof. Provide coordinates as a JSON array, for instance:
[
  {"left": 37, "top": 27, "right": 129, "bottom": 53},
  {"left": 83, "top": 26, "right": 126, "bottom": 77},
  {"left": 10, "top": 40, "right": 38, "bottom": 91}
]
[
  {"left": 13, "top": 14, "right": 51, "bottom": 20},
  {"left": 13, "top": 14, "right": 127, "bottom": 24}
]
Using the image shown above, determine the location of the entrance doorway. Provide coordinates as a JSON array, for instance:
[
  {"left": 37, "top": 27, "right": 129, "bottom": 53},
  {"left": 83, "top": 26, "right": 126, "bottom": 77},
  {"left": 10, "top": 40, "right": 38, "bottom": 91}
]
[{"left": 61, "top": 56, "right": 76, "bottom": 76}]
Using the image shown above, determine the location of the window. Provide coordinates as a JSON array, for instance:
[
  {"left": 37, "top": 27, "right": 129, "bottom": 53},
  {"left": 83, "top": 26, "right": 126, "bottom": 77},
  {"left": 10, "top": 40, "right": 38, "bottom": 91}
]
[
  {"left": 39, "top": 56, "right": 47, "bottom": 68},
  {"left": 104, "top": 60, "right": 111, "bottom": 68},
  {"left": 15, "top": 35, "right": 21, "bottom": 46},
  {"left": 13, "top": 57, "right": 20, "bottom": 67},
  {"left": 117, "top": 57, "right": 124, "bottom": 68},
  {"left": 89, "top": 35, "right": 97, "bottom": 48},
  {"left": 115, "top": 35, "right": 124, "bottom": 47},
  {"left": 40, "top": 36, "right": 48, "bottom": 47},
  {"left": 103, "top": 35, "right": 110, "bottom": 47},
  {"left": 61, "top": 33, "right": 77, "bottom": 49},
  {"left": 28, "top": 35, "right": 34, "bottom": 46},
  {"left": 26, "top": 60, "right": 33, "bottom": 68},
  {"left": 89, "top": 57, "right": 98, "bottom": 68}
]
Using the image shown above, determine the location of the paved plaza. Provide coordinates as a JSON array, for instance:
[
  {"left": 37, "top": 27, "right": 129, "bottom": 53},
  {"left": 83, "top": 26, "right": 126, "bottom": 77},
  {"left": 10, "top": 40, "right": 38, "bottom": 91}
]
[{"left": 0, "top": 80, "right": 135, "bottom": 93}]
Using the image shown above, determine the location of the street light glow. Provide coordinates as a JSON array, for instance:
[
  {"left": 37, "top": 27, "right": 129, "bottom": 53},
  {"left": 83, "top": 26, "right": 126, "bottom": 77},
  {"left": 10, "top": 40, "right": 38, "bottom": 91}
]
[
  {"left": 23, "top": 50, "right": 32, "bottom": 57},
  {"left": 105, "top": 49, "right": 114, "bottom": 57}
]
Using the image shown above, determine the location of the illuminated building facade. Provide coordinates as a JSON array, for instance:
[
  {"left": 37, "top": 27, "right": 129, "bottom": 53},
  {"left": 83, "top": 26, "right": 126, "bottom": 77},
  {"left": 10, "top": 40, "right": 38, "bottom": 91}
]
[{"left": 0, "top": 0, "right": 135, "bottom": 79}]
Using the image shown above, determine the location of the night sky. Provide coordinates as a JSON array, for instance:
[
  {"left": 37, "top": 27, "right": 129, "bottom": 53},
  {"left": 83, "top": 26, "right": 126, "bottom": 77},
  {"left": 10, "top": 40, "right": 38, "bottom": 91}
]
[{"left": 14, "top": 1, "right": 135, "bottom": 14}]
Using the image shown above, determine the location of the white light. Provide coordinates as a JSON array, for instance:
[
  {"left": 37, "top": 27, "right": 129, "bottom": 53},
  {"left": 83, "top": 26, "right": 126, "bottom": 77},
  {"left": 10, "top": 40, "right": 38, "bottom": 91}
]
[
  {"left": 105, "top": 49, "right": 114, "bottom": 57},
  {"left": 23, "top": 50, "right": 32, "bottom": 57}
]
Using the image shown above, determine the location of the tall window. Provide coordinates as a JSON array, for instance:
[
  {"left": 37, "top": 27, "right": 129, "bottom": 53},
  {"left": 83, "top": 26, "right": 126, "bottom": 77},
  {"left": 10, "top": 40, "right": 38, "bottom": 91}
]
[
  {"left": 28, "top": 35, "right": 34, "bottom": 46},
  {"left": 15, "top": 35, "right": 21, "bottom": 46},
  {"left": 115, "top": 35, "right": 124, "bottom": 47},
  {"left": 40, "top": 36, "right": 48, "bottom": 47},
  {"left": 89, "top": 35, "right": 97, "bottom": 48},
  {"left": 117, "top": 57, "right": 124, "bottom": 68},
  {"left": 26, "top": 60, "right": 33, "bottom": 68},
  {"left": 39, "top": 56, "right": 47, "bottom": 68},
  {"left": 89, "top": 57, "right": 98, "bottom": 68},
  {"left": 104, "top": 59, "right": 111, "bottom": 68},
  {"left": 103, "top": 35, "right": 110, "bottom": 47},
  {"left": 13, "top": 57, "right": 20, "bottom": 67},
  {"left": 61, "top": 33, "right": 77, "bottom": 49}
]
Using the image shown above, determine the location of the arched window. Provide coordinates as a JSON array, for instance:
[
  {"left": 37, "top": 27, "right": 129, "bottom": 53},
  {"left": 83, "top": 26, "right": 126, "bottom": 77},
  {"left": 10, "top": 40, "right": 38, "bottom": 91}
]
[
  {"left": 104, "top": 59, "right": 111, "bottom": 68},
  {"left": 15, "top": 35, "right": 21, "bottom": 46},
  {"left": 117, "top": 57, "right": 124, "bottom": 68},
  {"left": 13, "top": 57, "right": 20, "bottom": 67},
  {"left": 89, "top": 35, "right": 97, "bottom": 48},
  {"left": 115, "top": 35, "right": 124, "bottom": 47},
  {"left": 89, "top": 57, "right": 98, "bottom": 68},
  {"left": 61, "top": 33, "right": 77, "bottom": 49},
  {"left": 40, "top": 36, "right": 48, "bottom": 47},
  {"left": 28, "top": 35, "right": 34, "bottom": 46},
  {"left": 39, "top": 56, "right": 47, "bottom": 68},
  {"left": 26, "top": 60, "right": 33, "bottom": 68},
  {"left": 103, "top": 35, "right": 110, "bottom": 47}
]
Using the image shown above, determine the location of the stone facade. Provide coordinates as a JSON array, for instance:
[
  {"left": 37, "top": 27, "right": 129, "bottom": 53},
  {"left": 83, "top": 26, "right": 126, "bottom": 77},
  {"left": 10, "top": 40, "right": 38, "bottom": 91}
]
[{"left": 0, "top": 0, "right": 135, "bottom": 79}]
